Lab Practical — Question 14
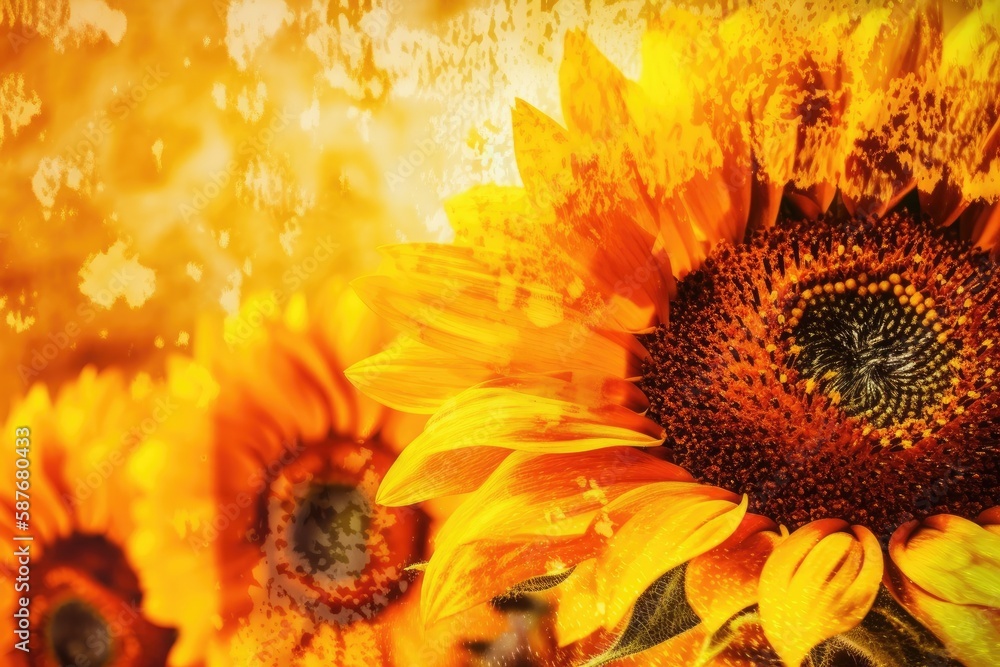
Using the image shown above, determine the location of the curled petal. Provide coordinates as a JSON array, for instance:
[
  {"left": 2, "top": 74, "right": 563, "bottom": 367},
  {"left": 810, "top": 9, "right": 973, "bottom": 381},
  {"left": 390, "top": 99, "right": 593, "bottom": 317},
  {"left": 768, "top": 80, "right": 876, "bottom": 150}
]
[
  {"left": 685, "top": 514, "right": 780, "bottom": 633},
  {"left": 759, "top": 519, "right": 883, "bottom": 667},
  {"left": 886, "top": 565, "right": 1000, "bottom": 667},
  {"left": 889, "top": 514, "right": 1000, "bottom": 609},
  {"left": 979, "top": 507, "right": 1000, "bottom": 537}
]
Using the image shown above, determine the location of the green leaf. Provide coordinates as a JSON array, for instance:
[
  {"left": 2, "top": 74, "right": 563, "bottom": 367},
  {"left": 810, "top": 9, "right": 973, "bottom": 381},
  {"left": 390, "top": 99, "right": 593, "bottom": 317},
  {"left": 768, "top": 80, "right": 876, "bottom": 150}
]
[
  {"left": 582, "top": 564, "right": 700, "bottom": 667},
  {"left": 806, "top": 587, "right": 962, "bottom": 667}
]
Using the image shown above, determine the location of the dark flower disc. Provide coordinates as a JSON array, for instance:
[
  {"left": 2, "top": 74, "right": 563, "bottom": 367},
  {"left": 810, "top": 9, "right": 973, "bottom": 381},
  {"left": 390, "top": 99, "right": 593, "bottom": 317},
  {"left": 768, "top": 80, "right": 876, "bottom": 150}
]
[{"left": 641, "top": 210, "right": 1000, "bottom": 538}]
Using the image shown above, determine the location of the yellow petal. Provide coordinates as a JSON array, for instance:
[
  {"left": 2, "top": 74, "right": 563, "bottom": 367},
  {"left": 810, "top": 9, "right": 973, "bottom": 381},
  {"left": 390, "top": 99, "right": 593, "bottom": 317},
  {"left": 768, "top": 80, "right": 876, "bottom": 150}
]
[
  {"left": 890, "top": 514, "right": 1000, "bottom": 608},
  {"left": 377, "top": 373, "right": 664, "bottom": 506},
  {"left": 345, "top": 337, "right": 494, "bottom": 414},
  {"left": 759, "top": 519, "right": 883, "bottom": 667},
  {"left": 886, "top": 564, "right": 1000, "bottom": 667},
  {"left": 555, "top": 558, "right": 605, "bottom": 646},
  {"left": 594, "top": 483, "right": 747, "bottom": 631},
  {"left": 421, "top": 448, "right": 692, "bottom": 626}
]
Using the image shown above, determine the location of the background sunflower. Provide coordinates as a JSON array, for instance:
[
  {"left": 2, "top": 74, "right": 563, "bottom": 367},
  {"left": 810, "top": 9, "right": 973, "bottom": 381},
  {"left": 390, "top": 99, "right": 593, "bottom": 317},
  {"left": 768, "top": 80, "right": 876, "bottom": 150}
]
[
  {"left": 128, "top": 281, "right": 571, "bottom": 666},
  {"left": 0, "top": 368, "right": 194, "bottom": 666},
  {"left": 2, "top": 4, "right": 660, "bottom": 661}
]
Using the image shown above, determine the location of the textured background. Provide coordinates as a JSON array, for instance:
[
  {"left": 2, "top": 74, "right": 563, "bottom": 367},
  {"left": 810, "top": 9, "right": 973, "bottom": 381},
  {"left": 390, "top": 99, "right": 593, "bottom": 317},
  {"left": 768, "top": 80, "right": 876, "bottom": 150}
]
[{"left": 0, "top": 0, "right": 662, "bottom": 416}]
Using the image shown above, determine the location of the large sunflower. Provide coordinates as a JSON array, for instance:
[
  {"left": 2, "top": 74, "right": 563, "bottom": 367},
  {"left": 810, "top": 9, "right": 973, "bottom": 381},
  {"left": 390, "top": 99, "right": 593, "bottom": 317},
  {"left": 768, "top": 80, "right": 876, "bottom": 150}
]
[
  {"left": 0, "top": 368, "right": 181, "bottom": 667},
  {"left": 347, "top": 3, "right": 1000, "bottom": 666},
  {"left": 128, "top": 282, "right": 569, "bottom": 666}
]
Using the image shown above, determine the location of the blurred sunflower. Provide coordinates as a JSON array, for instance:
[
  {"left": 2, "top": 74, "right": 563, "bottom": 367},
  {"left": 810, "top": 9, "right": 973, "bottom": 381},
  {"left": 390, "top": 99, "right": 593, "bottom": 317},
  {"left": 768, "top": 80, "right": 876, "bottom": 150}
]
[
  {"left": 0, "top": 368, "right": 181, "bottom": 667},
  {"left": 347, "top": 2, "right": 1000, "bottom": 666},
  {"left": 128, "top": 281, "right": 570, "bottom": 666}
]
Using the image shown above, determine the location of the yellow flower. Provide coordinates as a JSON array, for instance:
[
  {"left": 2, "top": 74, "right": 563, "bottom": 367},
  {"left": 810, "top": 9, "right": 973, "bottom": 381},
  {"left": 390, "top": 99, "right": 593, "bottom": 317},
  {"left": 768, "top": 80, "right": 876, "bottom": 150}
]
[
  {"left": 0, "top": 368, "right": 182, "bottom": 667},
  {"left": 348, "top": 3, "right": 1000, "bottom": 665},
  {"left": 129, "top": 282, "right": 568, "bottom": 666}
]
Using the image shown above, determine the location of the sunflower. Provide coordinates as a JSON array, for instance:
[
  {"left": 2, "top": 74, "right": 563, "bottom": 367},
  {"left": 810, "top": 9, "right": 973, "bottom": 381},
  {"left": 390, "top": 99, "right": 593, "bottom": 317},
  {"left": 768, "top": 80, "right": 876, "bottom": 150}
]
[
  {"left": 347, "top": 3, "right": 1000, "bottom": 666},
  {"left": 128, "top": 282, "right": 569, "bottom": 666},
  {"left": 0, "top": 367, "right": 181, "bottom": 667}
]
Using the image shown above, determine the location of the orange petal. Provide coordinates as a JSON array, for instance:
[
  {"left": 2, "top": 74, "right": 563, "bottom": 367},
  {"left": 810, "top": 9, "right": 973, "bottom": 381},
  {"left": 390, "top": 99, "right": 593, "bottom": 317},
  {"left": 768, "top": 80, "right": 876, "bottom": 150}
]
[
  {"left": 593, "top": 483, "right": 748, "bottom": 631},
  {"left": 965, "top": 200, "right": 1000, "bottom": 257},
  {"left": 377, "top": 373, "right": 664, "bottom": 506},
  {"left": 889, "top": 514, "right": 1000, "bottom": 609},
  {"left": 759, "top": 519, "right": 883, "bottom": 667},
  {"left": 979, "top": 506, "right": 1000, "bottom": 537},
  {"left": 841, "top": 1, "right": 941, "bottom": 216},
  {"left": 445, "top": 184, "right": 673, "bottom": 332},
  {"left": 635, "top": 16, "right": 750, "bottom": 277},
  {"left": 559, "top": 30, "right": 631, "bottom": 139},
  {"left": 927, "top": 1, "right": 1000, "bottom": 223},
  {"left": 512, "top": 98, "right": 574, "bottom": 211},
  {"left": 685, "top": 514, "right": 780, "bottom": 633},
  {"left": 353, "top": 244, "right": 647, "bottom": 378},
  {"left": 421, "top": 448, "right": 692, "bottom": 626}
]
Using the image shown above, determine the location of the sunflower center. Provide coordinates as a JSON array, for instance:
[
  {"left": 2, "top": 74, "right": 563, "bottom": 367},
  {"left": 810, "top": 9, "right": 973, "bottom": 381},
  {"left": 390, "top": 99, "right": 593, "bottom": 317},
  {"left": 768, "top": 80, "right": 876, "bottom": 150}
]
[
  {"left": 49, "top": 600, "right": 113, "bottom": 667},
  {"left": 640, "top": 210, "right": 1000, "bottom": 538},
  {"left": 291, "top": 483, "right": 371, "bottom": 581},
  {"left": 257, "top": 438, "right": 429, "bottom": 625},
  {"left": 34, "top": 533, "right": 178, "bottom": 667},
  {"left": 789, "top": 286, "right": 957, "bottom": 428}
]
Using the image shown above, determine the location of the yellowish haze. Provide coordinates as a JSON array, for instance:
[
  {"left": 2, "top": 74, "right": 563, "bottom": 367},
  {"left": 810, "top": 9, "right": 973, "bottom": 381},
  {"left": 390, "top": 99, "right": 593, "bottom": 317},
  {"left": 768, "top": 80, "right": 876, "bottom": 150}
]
[{"left": 0, "top": 0, "right": 657, "bottom": 415}]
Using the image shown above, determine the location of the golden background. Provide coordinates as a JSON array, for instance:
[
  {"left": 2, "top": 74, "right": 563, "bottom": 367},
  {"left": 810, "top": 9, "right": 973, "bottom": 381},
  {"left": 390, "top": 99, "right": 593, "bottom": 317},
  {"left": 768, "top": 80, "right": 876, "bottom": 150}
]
[{"left": 0, "top": 0, "right": 666, "bottom": 416}]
